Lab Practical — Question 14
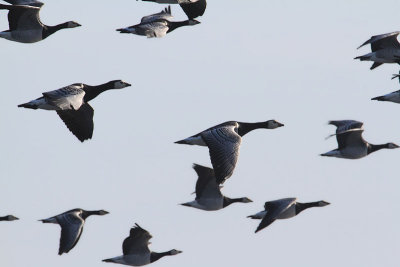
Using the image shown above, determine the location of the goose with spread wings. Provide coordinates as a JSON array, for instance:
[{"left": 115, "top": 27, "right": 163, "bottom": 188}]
[
  {"left": 116, "top": 6, "right": 200, "bottom": 38},
  {"left": 175, "top": 120, "right": 284, "bottom": 183},
  {"left": 18, "top": 80, "right": 131, "bottom": 142},
  {"left": 321, "top": 120, "right": 399, "bottom": 159},
  {"left": 138, "top": 0, "right": 206, "bottom": 19},
  {"left": 181, "top": 164, "right": 252, "bottom": 211},
  {"left": 248, "top": 198, "right": 330, "bottom": 233},
  {"left": 372, "top": 72, "right": 400, "bottom": 103},
  {"left": 40, "top": 208, "right": 109, "bottom": 255},
  {"left": 103, "top": 224, "right": 182, "bottom": 266},
  {"left": 355, "top": 31, "right": 400, "bottom": 70},
  {"left": 0, "top": 215, "right": 19, "bottom": 221},
  {"left": 0, "top": 1, "right": 80, "bottom": 43}
]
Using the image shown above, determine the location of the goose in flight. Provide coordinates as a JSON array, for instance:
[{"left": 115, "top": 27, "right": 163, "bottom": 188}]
[
  {"left": 103, "top": 223, "right": 182, "bottom": 266},
  {"left": 18, "top": 80, "right": 131, "bottom": 142},
  {"left": 116, "top": 6, "right": 200, "bottom": 38},
  {"left": 321, "top": 120, "right": 399, "bottom": 159},
  {"left": 0, "top": 215, "right": 19, "bottom": 221},
  {"left": 175, "top": 120, "right": 284, "bottom": 183},
  {"left": 181, "top": 164, "right": 252, "bottom": 211},
  {"left": 0, "top": 1, "right": 80, "bottom": 43},
  {"left": 138, "top": 0, "right": 207, "bottom": 19},
  {"left": 372, "top": 72, "right": 400, "bottom": 103},
  {"left": 248, "top": 198, "right": 330, "bottom": 233},
  {"left": 355, "top": 31, "right": 400, "bottom": 70},
  {"left": 40, "top": 208, "right": 109, "bottom": 255}
]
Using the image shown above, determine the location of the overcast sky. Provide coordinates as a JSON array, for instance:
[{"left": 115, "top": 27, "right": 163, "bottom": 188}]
[{"left": 1, "top": 0, "right": 400, "bottom": 266}]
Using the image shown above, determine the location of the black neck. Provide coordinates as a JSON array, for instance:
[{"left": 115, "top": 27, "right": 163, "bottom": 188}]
[
  {"left": 237, "top": 122, "right": 267, "bottom": 137},
  {"left": 81, "top": 210, "right": 102, "bottom": 220},
  {"left": 150, "top": 251, "right": 172, "bottom": 263},
  {"left": 167, "top": 21, "right": 191, "bottom": 33},
  {"left": 83, "top": 82, "right": 116, "bottom": 102},
  {"left": 0, "top": 216, "right": 8, "bottom": 221},
  {"left": 368, "top": 143, "right": 388, "bottom": 154},
  {"left": 223, "top": 197, "right": 242, "bottom": 207},
  {"left": 43, "top": 23, "right": 69, "bottom": 39},
  {"left": 295, "top": 202, "right": 320, "bottom": 215}
]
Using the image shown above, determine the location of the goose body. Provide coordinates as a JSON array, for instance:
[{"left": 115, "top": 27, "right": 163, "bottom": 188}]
[
  {"left": 40, "top": 208, "right": 108, "bottom": 255},
  {"left": 116, "top": 6, "right": 200, "bottom": 38},
  {"left": 181, "top": 164, "right": 252, "bottom": 211},
  {"left": 355, "top": 31, "right": 400, "bottom": 70},
  {"left": 175, "top": 120, "right": 284, "bottom": 183},
  {"left": 248, "top": 198, "right": 330, "bottom": 233},
  {"left": 0, "top": 215, "right": 19, "bottom": 221},
  {"left": 372, "top": 73, "right": 400, "bottom": 103},
  {"left": 139, "top": 0, "right": 207, "bottom": 19},
  {"left": 103, "top": 224, "right": 182, "bottom": 266},
  {"left": 0, "top": 2, "right": 80, "bottom": 43},
  {"left": 18, "top": 80, "right": 131, "bottom": 142},
  {"left": 320, "top": 120, "right": 399, "bottom": 159}
]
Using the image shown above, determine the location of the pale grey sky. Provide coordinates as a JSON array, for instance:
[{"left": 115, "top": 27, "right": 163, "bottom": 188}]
[{"left": 1, "top": 0, "right": 400, "bottom": 266}]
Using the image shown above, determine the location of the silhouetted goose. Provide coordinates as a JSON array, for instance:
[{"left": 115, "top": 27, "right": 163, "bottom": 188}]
[
  {"left": 116, "top": 6, "right": 200, "bottom": 38},
  {"left": 249, "top": 198, "right": 330, "bottom": 233},
  {"left": 181, "top": 164, "right": 252, "bottom": 211},
  {"left": 0, "top": 2, "right": 80, "bottom": 43},
  {"left": 139, "top": 0, "right": 206, "bottom": 19},
  {"left": 175, "top": 120, "right": 284, "bottom": 183},
  {"left": 355, "top": 31, "right": 400, "bottom": 70},
  {"left": 3, "top": 0, "right": 43, "bottom": 7},
  {"left": 40, "top": 208, "right": 109, "bottom": 255},
  {"left": 18, "top": 80, "right": 131, "bottom": 142},
  {"left": 321, "top": 120, "right": 399, "bottom": 159},
  {"left": 103, "top": 224, "right": 182, "bottom": 266},
  {"left": 0, "top": 215, "right": 19, "bottom": 221},
  {"left": 372, "top": 72, "right": 400, "bottom": 103}
]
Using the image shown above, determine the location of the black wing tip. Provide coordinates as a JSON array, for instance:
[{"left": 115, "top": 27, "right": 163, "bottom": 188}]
[
  {"left": 103, "top": 259, "right": 113, "bottom": 262},
  {"left": 174, "top": 140, "right": 187, "bottom": 144},
  {"left": 371, "top": 96, "right": 383, "bottom": 101}
]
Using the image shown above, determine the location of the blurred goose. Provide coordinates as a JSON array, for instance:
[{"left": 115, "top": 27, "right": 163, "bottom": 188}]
[
  {"left": 175, "top": 120, "right": 284, "bottom": 183},
  {"left": 116, "top": 6, "right": 200, "bottom": 38},
  {"left": 18, "top": 80, "right": 131, "bottom": 142},
  {"left": 321, "top": 120, "right": 399, "bottom": 159},
  {"left": 138, "top": 0, "right": 206, "bottom": 19},
  {"left": 103, "top": 224, "right": 182, "bottom": 266},
  {"left": 249, "top": 198, "right": 330, "bottom": 233},
  {"left": 372, "top": 72, "right": 400, "bottom": 103},
  {"left": 355, "top": 31, "right": 400, "bottom": 70},
  {"left": 0, "top": 215, "right": 19, "bottom": 221},
  {"left": 0, "top": 1, "right": 80, "bottom": 43},
  {"left": 181, "top": 164, "right": 252, "bottom": 211},
  {"left": 40, "top": 208, "right": 109, "bottom": 255}
]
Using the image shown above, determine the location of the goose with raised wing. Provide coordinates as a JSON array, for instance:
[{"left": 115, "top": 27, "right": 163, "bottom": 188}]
[
  {"left": 355, "top": 31, "right": 400, "bottom": 70},
  {"left": 103, "top": 224, "right": 182, "bottom": 266},
  {"left": 321, "top": 120, "right": 399, "bottom": 159},
  {"left": 138, "top": 0, "right": 206, "bottom": 19},
  {"left": 40, "top": 208, "right": 109, "bottom": 255},
  {"left": 249, "top": 198, "right": 330, "bottom": 233},
  {"left": 116, "top": 6, "right": 200, "bottom": 38},
  {"left": 175, "top": 120, "right": 284, "bottom": 183},
  {"left": 0, "top": 215, "right": 19, "bottom": 221},
  {"left": 0, "top": 1, "right": 80, "bottom": 43},
  {"left": 18, "top": 80, "right": 131, "bottom": 142},
  {"left": 181, "top": 164, "right": 252, "bottom": 211},
  {"left": 372, "top": 73, "right": 400, "bottom": 103}
]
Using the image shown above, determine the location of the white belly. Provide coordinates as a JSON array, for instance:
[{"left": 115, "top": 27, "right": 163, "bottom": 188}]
[
  {"left": 187, "top": 198, "right": 224, "bottom": 211},
  {"left": 107, "top": 254, "right": 151, "bottom": 266},
  {"left": 276, "top": 205, "right": 296, "bottom": 220},
  {"left": 0, "top": 29, "right": 43, "bottom": 43},
  {"left": 339, "top": 146, "right": 368, "bottom": 159}
]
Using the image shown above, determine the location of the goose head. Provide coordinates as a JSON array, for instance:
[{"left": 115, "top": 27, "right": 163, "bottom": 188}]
[
  {"left": 240, "top": 197, "right": 253, "bottom": 203},
  {"left": 67, "top": 21, "right": 82, "bottom": 28},
  {"left": 386, "top": 143, "right": 399, "bottom": 149},
  {"left": 188, "top": 19, "right": 201, "bottom": 26},
  {"left": 265, "top": 120, "right": 284, "bottom": 129},
  {"left": 169, "top": 249, "right": 183, "bottom": 255},
  {"left": 318, "top": 201, "right": 330, "bottom": 207},
  {"left": 5, "top": 215, "right": 19, "bottom": 221},
  {"left": 112, "top": 80, "right": 132, "bottom": 89}
]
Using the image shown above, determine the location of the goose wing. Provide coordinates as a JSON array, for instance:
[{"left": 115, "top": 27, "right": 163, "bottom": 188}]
[
  {"left": 201, "top": 125, "right": 241, "bottom": 184},
  {"left": 255, "top": 198, "right": 297, "bottom": 233},
  {"left": 141, "top": 6, "right": 173, "bottom": 23},
  {"left": 180, "top": 0, "right": 206, "bottom": 19},
  {"left": 56, "top": 103, "right": 94, "bottom": 142},
  {"left": 193, "top": 164, "right": 222, "bottom": 199},
  {"left": 0, "top": 4, "right": 42, "bottom": 30},
  {"left": 328, "top": 120, "right": 365, "bottom": 149},
  {"left": 141, "top": 21, "right": 169, "bottom": 38},
  {"left": 43, "top": 84, "right": 85, "bottom": 111},
  {"left": 3, "top": 0, "right": 43, "bottom": 7},
  {"left": 123, "top": 224, "right": 151, "bottom": 255},
  {"left": 57, "top": 211, "right": 85, "bottom": 255},
  {"left": 358, "top": 32, "right": 400, "bottom": 51}
]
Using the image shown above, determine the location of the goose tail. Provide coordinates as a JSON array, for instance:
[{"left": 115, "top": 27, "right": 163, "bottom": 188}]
[
  {"left": 116, "top": 28, "right": 133, "bottom": 34},
  {"left": 18, "top": 102, "right": 38, "bottom": 109},
  {"left": 371, "top": 95, "right": 385, "bottom": 101}
]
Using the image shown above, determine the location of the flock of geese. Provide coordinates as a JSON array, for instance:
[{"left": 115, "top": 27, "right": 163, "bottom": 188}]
[{"left": 1, "top": 0, "right": 400, "bottom": 266}]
